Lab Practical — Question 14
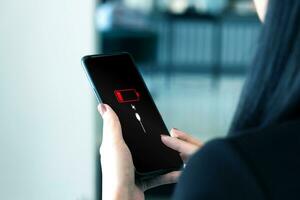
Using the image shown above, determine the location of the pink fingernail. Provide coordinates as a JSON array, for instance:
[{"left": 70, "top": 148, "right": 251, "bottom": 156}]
[
  {"left": 98, "top": 104, "right": 107, "bottom": 116},
  {"left": 161, "top": 134, "right": 169, "bottom": 140}
]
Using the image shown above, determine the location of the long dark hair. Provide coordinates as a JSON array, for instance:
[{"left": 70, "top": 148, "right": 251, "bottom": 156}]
[{"left": 229, "top": 0, "right": 300, "bottom": 134}]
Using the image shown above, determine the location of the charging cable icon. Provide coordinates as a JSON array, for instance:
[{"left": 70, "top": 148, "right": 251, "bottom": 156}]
[{"left": 131, "top": 104, "right": 146, "bottom": 133}]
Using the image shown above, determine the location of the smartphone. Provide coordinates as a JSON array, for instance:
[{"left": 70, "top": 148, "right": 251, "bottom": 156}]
[{"left": 81, "top": 52, "right": 183, "bottom": 178}]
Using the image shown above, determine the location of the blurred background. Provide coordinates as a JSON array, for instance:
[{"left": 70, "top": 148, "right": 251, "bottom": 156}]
[{"left": 0, "top": 0, "right": 261, "bottom": 199}]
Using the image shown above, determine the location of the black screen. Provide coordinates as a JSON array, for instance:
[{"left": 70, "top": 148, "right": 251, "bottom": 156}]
[{"left": 82, "top": 53, "right": 182, "bottom": 174}]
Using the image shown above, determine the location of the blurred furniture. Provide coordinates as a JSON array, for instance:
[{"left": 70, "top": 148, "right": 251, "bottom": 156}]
[
  {"left": 99, "top": 13, "right": 260, "bottom": 76},
  {"left": 152, "top": 13, "right": 260, "bottom": 76}
]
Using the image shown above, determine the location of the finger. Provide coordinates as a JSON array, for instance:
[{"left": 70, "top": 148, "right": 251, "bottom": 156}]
[
  {"left": 138, "top": 171, "right": 181, "bottom": 192},
  {"left": 170, "top": 128, "right": 202, "bottom": 146},
  {"left": 161, "top": 135, "right": 197, "bottom": 155},
  {"left": 97, "top": 104, "right": 123, "bottom": 144}
]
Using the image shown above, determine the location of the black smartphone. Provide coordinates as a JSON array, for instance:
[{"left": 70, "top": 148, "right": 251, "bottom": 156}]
[{"left": 81, "top": 52, "right": 183, "bottom": 178}]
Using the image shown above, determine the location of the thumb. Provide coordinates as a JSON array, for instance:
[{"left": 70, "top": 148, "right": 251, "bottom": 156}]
[{"left": 98, "top": 104, "right": 123, "bottom": 144}]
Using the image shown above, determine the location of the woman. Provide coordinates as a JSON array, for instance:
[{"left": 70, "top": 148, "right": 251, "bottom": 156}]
[{"left": 98, "top": 0, "right": 300, "bottom": 199}]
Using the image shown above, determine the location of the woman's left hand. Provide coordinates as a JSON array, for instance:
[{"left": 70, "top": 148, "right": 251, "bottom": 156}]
[{"left": 98, "top": 104, "right": 181, "bottom": 200}]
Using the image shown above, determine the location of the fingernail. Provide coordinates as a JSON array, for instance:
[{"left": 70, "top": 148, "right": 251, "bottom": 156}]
[
  {"left": 171, "top": 128, "right": 178, "bottom": 132},
  {"left": 161, "top": 134, "right": 168, "bottom": 140},
  {"left": 98, "top": 104, "right": 107, "bottom": 116}
]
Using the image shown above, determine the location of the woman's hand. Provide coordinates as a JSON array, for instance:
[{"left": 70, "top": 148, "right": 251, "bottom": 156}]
[
  {"left": 161, "top": 128, "right": 203, "bottom": 163},
  {"left": 98, "top": 104, "right": 181, "bottom": 200},
  {"left": 98, "top": 103, "right": 141, "bottom": 200}
]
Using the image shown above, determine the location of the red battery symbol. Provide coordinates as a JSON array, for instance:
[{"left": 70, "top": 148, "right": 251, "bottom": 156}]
[{"left": 114, "top": 89, "right": 140, "bottom": 103}]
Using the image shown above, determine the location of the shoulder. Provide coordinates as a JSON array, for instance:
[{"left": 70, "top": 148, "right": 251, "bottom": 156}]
[
  {"left": 173, "top": 119, "right": 300, "bottom": 200},
  {"left": 229, "top": 119, "right": 300, "bottom": 199},
  {"left": 173, "top": 139, "right": 265, "bottom": 200}
]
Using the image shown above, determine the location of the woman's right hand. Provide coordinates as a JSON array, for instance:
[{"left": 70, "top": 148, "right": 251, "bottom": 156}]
[{"left": 161, "top": 128, "right": 203, "bottom": 163}]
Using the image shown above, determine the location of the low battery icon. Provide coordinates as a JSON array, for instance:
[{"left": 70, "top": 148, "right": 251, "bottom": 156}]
[{"left": 114, "top": 89, "right": 140, "bottom": 104}]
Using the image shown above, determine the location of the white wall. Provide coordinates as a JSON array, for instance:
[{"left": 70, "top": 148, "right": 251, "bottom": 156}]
[{"left": 0, "top": 0, "right": 96, "bottom": 199}]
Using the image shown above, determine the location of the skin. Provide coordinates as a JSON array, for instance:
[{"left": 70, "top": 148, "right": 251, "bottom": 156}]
[{"left": 98, "top": 1, "right": 269, "bottom": 199}]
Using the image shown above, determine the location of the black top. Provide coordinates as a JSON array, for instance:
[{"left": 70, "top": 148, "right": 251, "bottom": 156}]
[{"left": 173, "top": 119, "right": 300, "bottom": 200}]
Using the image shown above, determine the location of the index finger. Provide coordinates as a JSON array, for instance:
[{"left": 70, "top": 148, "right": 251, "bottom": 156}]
[
  {"left": 170, "top": 128, "right": 202, "bottom": 146},
  {"left": 161, "top": 135, "right": 197, "bottom": 155},
  {"left": 98, "top": 104, "right": 123, "bottom": 145}
]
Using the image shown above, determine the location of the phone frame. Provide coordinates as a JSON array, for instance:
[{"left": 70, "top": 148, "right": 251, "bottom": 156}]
[{"left": 81, "top": 52, "right": 183, "bottom": 178}]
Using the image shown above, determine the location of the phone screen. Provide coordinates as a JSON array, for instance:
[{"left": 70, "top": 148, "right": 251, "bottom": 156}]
[{"left": 82, "top": 53, "right": 182, "bottom": 175}]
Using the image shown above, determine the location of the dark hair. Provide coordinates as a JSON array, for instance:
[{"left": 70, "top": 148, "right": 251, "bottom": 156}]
[{"left": 229, "top": 0, "right": 300, "bottom": 134}]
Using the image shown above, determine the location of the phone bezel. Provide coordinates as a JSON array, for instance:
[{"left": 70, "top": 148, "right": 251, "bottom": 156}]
[{"left": 81, "top": 52, "right": 183, "bottom": 177}]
